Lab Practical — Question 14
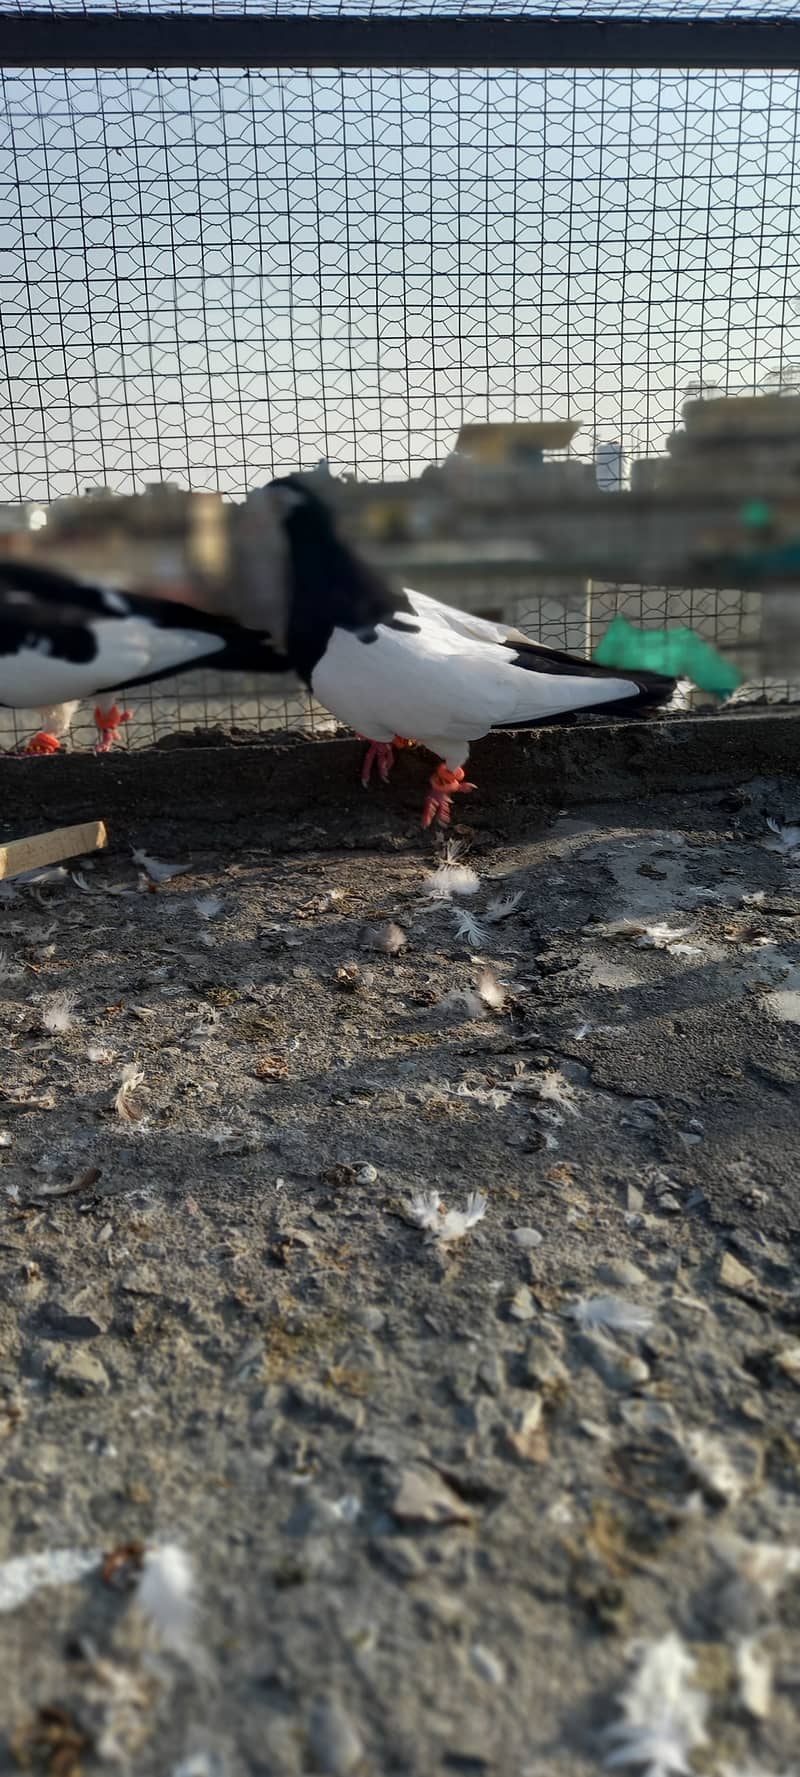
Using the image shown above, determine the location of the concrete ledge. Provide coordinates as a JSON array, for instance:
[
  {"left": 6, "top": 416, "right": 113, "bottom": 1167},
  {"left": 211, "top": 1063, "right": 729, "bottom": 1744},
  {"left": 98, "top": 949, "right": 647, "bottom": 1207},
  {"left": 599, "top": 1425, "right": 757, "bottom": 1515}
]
[{"left": 1, "top": 711, "right": 798, "bottom": 854}]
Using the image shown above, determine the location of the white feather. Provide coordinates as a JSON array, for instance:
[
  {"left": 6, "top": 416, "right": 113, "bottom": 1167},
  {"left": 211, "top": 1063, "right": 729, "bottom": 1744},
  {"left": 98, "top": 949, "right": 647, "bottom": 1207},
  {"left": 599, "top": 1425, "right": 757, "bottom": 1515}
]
[
  {"left": 406, "top": 1189, "right": 442, "bottom": 1230},
  {"left": 136, "top": 1544, "right": 195, "bottom": 1653},
  {"left": 131, "top": 849, "right": 189, "bottom": 885},
  {"left": 604, "top": 1634, "right": 708, "bottom": 1777},
  {"left": 452, "top": 907, "right": 489, "bottom": 948},
  {"left": 423, "top": 862, "right": 480, "bottom": 899},
  {"left": 485, "top": 892, "right": 524, "bottom": 922},
  {"left": 571, "top": 1295, "right": 653, "bottom": 1336}
]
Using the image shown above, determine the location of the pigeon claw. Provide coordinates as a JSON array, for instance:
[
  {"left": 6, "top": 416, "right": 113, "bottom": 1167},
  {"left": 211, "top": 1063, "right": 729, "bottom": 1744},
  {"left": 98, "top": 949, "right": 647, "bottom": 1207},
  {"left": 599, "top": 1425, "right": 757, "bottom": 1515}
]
[
  {"left": 421, "top": 764, "right": 476, "bottom": 829},
  {"left": 23, "top": 731, "right": 62, "bottom": 756},
  {"left": 94, "top": 703, "right": 133, "bottom": 754},
  {"left": 359, "top": 735, "right": 414, "bottom": 788}
]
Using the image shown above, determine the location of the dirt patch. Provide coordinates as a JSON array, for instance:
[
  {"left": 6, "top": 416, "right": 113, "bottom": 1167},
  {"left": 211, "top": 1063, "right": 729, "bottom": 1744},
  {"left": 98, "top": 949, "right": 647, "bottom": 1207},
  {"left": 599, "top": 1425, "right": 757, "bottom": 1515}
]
[{"left": 1, "top": 762, "right": 799, "bottom": 1773}]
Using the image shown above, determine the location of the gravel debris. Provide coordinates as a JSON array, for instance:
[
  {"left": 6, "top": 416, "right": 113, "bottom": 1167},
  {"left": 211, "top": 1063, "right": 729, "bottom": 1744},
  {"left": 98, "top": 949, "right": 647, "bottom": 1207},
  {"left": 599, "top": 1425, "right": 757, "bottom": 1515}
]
[{"left": 1, "top": 778, "right": 799, "bottom": 1772}]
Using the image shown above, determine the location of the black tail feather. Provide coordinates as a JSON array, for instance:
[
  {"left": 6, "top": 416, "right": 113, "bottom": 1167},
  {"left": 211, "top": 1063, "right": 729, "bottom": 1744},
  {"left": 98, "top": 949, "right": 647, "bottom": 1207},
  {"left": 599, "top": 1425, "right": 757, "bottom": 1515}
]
[{"left": 493, "top": 638, "right": 676, "bottom": 730}]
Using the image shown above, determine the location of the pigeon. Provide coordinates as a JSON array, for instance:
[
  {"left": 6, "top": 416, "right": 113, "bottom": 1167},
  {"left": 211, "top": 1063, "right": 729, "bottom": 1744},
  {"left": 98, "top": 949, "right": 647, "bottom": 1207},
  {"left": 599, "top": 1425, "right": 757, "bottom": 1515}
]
[
  {"left": 261, "top": 476, "right": 677, "bottom": 827},
  {"left": 0, "top": 558, "right": 288, "bottom": 753}
]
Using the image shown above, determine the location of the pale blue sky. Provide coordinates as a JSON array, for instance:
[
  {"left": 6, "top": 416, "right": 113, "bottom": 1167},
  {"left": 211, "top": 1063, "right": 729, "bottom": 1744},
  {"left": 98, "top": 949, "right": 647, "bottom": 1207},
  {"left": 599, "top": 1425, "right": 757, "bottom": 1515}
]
[{"left": 0, "top": 57, "right": 798, "bottom": 499}]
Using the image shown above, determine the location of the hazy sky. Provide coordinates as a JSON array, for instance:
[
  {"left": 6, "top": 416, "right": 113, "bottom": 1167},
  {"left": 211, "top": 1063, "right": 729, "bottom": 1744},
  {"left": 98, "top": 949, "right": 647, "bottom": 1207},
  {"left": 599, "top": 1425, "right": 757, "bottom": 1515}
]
[{"left": 0, "top": 56, "right": 798, "bottom": 500}]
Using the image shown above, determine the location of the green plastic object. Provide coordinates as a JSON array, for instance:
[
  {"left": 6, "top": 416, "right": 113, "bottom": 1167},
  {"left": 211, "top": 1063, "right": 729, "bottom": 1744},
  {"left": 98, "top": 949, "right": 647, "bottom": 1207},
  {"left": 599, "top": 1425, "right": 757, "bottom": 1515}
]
[
  {"left": 593, "top": 614, "right": 742, "bottom": 697},
  {"left": 740, "top": 498, "right": 774, "bottom": 530}
]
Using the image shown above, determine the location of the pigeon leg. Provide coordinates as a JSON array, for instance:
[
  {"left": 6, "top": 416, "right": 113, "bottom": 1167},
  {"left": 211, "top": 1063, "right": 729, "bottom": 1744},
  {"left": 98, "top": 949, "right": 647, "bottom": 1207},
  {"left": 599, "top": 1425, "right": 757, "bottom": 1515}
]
[
  {"left": 358, "top": 734, "right": 414, "bottom": 788},
  {"left": 94, "top": 703, "right": 133, "bottom": 754},
  {"left": 421, "top": 764, "right": 476, "bottom": 829}
]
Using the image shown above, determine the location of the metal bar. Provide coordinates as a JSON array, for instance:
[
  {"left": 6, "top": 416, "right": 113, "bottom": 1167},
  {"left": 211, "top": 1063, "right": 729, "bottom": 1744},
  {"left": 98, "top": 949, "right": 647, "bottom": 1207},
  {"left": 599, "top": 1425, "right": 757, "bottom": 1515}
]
[{"left": 1, "top": 14, "right": 800, "bottom": 72}]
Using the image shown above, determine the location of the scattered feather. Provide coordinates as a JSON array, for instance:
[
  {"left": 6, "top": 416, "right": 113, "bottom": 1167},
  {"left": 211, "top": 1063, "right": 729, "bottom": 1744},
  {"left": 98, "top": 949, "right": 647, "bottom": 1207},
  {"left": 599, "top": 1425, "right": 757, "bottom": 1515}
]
[
  {"left": 88, "top": 1045, "right": 116, "bottom": 1065},
  {"left": 136, "top": 1544, "right": 195, "bottom": 1654},
  {"left": 536, "top": 1070, "right": 580, "bottom": 1115},
  {"left": 571, "top": 1295, "right": 653, "bottom": 1337},
  {"left": 438, "top": 1191, "right": 488, "bottom": 1245},
  {"left": 476, "top": 967, "right": 507, "bottom": 1010},
  {"left": 423, "top": 861, "right": 480, "bottom": 900},
  {"left": 131, "top": 849, "right": 190, "bottom": 885},
  {"left": 596, "top": 917, "right": 698, "bottom": 955},
  {"left": 436, "top": 987, "right": 487, "bottom": 1021},
  {"left": 361, "top": 921, "right": 407, "bottom": 955},
  {"left": 70, "top": 871, "right": 96, "bottom": 894},
  {"left": 404, "top": 1187, "right": 487, "bottom": 1248},
  {"left": 0, "top": 1547, "right": 99, "bottom": 1612},
  {"left": 764, "top": 816, "right": 800, "bottom": 856},
  {"left": 451, "top": 906, "right": 489, "bottom": 948},
  {"left": 207, "top": 1124, "right": 246, "bottom": 1152},
  {"left": 194, "top": 895, "right": 223, "bottom": 921},
  {"left": 114, "top": 1062, "right": 145, "bottom": 1122},
  {"left": 603, "top": 1633, "right": 708, "bottom": 1777},
  {"left": 406, "top": 1189, "right": 443, "bottom": 1230},
  {"left": 454, "top": 1080, "right": 512, "bottom": 1111},
  {"left": 485, "top": 891, "right": 524, "bottom": 923},
  {"left": 8, "top": 865, "right": 68, "bottom": 886},
  {"left": 711, "top": 1535, "right": 800, "bottom": 1619},
  {"left": 41, "top": 991, "right": 77, "bottom": 1035}
]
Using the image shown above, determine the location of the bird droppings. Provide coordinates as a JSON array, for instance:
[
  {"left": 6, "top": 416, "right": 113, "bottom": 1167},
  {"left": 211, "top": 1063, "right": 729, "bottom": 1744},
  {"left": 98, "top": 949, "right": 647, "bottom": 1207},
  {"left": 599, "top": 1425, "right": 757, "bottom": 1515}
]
[{"left": 1, "top": 777, "right": 800, "bottom": 1772}]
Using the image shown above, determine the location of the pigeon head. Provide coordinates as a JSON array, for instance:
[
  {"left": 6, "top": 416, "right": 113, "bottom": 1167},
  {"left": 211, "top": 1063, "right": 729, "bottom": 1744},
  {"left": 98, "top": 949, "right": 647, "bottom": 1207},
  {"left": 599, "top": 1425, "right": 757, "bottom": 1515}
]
[{"left": 268, "top": 475, "right": 338, "bottom": 539}]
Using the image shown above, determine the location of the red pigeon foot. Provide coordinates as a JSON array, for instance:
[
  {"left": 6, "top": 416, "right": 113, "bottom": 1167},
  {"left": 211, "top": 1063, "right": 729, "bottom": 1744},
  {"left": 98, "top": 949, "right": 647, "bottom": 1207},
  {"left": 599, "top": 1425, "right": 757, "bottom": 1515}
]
[{"left": 421, "top": 764, "right": 475, "bottom": 830}]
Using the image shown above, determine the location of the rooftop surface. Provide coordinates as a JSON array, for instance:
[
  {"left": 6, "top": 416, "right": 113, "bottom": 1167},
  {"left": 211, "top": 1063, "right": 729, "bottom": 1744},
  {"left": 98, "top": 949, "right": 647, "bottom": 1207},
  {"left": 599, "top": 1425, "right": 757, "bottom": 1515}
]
[{"left": 1, "top": 719, "right": 799, "bottom": 1772}]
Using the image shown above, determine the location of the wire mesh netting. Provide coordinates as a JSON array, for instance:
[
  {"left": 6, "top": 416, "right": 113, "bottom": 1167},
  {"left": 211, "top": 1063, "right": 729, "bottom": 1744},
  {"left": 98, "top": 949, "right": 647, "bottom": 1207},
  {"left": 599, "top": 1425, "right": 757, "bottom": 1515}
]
[
  {"left": 2, "top": 3, "right": 800, "bottom": 16},
  {"left": 0, "top": 20, "right": 799, "bottom": 745}
]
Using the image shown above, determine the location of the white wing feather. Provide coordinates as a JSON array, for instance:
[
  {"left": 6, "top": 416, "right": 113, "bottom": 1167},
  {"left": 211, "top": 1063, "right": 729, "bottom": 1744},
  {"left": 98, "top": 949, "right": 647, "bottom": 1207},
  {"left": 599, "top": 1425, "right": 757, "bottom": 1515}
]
[
  {"left": 311, "top": 594, "right": 636, "bottom": 751},
  {"left": 1, "top": 617, "right": 227, "bottom": 709}
]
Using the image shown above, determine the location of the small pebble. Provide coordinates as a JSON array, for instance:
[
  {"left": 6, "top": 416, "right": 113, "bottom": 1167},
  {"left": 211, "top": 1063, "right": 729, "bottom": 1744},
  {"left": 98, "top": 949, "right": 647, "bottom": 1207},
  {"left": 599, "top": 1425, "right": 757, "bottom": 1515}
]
[
  {"left": 720, "top": 1251, "right": 758, "bottom": 1293},
  {"left": 774, "top": 1345, "right": 800, "bottom": 1386},
  {"left": 308, "top": 1697, "right": 364, "bottom": 1776},
  {"left": 48, "top": 1347, "right": 110, "bottom": 1394},
  {"left": 373, "top": 1537, "right": 427, "bottom": 1580},
  {"left": 355, "top": 1305, "right": 386, "bottom": 1334},
  {"left": 503, "top": 1395, "right": 549, "bottom": 1463},
  {"left": 391, "top": 1466, "right": 473, "bottom": 1527},
  {"left": 595, "top": 1258, "right": 647, "bottom": 1288},
  {"left": 512, "top": 1227, "right": 543, "bottom": 1250},
  {"left": 470, "top": 1643, "right": 506, "bottom": 1686},
  {"left": 579, "top": 1333, "right": 650, "bottom": 1391},
  {"left": 477, "top": 1352, "right": 504, "bottom": 1395},
  {"left": 507, "top": 1284, "right": 536, "bottom": 1322}
]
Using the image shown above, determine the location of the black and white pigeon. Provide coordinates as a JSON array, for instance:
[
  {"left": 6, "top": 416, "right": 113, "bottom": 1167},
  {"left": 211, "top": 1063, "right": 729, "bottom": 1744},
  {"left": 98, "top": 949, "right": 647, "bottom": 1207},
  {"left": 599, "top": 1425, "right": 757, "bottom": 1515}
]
[
  {"left": 263, "top": 476, "right": 677, "bottom": 827},
  {"left": 0, "top": 558, "right": 288, "bottom": 752}
]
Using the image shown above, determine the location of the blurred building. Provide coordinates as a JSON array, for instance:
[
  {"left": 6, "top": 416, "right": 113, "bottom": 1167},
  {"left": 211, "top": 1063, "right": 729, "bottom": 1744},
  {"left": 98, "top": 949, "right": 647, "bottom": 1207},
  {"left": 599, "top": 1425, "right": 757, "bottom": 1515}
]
[
  {"left": 595, "top": 440, "right": 628, "bottom": 492},
  {"left": 631, "top": 393, "right": 800, "bottom": 497}
]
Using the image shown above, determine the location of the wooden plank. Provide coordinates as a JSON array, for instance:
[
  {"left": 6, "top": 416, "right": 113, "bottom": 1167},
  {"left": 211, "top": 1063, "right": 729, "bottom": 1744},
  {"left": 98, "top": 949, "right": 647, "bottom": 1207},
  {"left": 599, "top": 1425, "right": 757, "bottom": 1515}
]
[{"left": 0, "top": 819, "right": 108, "bottom": 881}]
